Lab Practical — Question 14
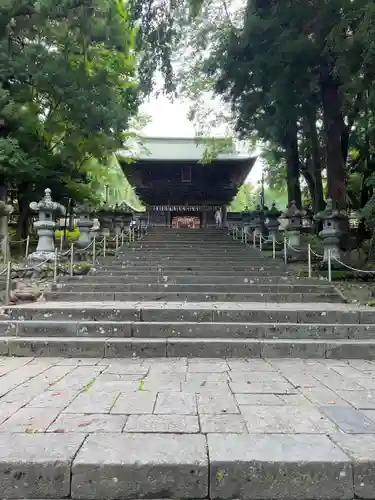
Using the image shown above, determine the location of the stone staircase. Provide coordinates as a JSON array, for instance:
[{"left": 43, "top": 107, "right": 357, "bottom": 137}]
[{"left": 1, "top": 227, "right": 375, "bottom": 358}]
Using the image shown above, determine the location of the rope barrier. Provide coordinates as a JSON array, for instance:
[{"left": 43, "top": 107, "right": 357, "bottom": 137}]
[
  {"left": 75, "top": 239, "right": 95, "bottom": 252},
  {"left": 287, "top": 242, "right": 302, "bottom": 253},
  {"left": 12, "top": 254, "right": 55, "bottom": 272},
  {"left": 9, "top": 237, "right": 29, "bottom": 243},
  {"left": 310, "top": 248, "right": 324, "bottom": 258},
  {"left": 0, "top": 267, "right": 8, "bottom": 276},
  {"left": 2, "top": 225, "right": 141, "bottom": 304},
  {"left": 331, "top": 256, "right": 375, "bottom": 274}
]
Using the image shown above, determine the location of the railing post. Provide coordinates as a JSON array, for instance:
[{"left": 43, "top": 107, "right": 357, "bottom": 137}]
[
  {"left": 259, "top": 233, "right": 263, "bottom": 251},
  {"left": 253, "top": 231, "right": 256, "bottom": 248},
  {"left": 283, "top": 237, "right": 287, "bottom": 265},
  {"left": 3, "top": 235, "right": 8, "bottom": 264},
  {"left": 103, "top": 236, "right": 107, "bottom": 257},
  {"left": 308, "top": 243, "right": 312, "bottom": 278},
  {"left": 272, "top": 234, "right": 276, "bottom": 259},
  {"left": 60, "top": 235, "right": 63, "bottom": 251},
  {"left": 54, "top": 248, "right": 58, "bottom": 282},
  {"left": 121, "top": 231, "right": 124, "bottom": 247},
  {"left": 92, "top": 236, "right": 96, "bottom": 264},
  {"left": 69, "top": 243, "right": 74, "bottom": 276},
  {"left": 115, "top": 233, "right": 119, "bottom": 251},
  {"left": 25, "top": 235, "right": 30, "bottom": 259},
  {"left": 5, "top": 261, "right": 11, "bottom": 304},
  {"left": 328, "top": 248, "right": 332, "bottom": 282}
]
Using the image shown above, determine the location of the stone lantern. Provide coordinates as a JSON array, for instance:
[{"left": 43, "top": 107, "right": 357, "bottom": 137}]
[
  {"left": 29, "top": 188, "right": 65, "bottom": 261},
  {"left": 97, "top": 203, "right": 113, "bottom": 238},
  {"left": 283, "top": 200, "right": 303, "bottom": 253},
  {"left": 113, "top": 204, "right": 124, "bottom": 236},
  {"left": 74, "top": 203, "right": 94, "bottom": 248},
  {"left": 265, "top": 202, "right": 282, "bottom": 242},
  {"left": 315, "top": 198, "right": 347, "bottom": 263},
  {"left": 241, "top": 207, "right": 253, "bottom": 242},
  {"left": 253, "top": 205, "right": 265, "bottom": 236},
  {"left": 0, "top": 200, "right": 14, "bottom": 261},
  {"left": 117, "top": 202, "right": 135, "bottom": 233}
]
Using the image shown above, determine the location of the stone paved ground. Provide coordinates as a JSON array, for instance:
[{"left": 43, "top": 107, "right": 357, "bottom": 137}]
[
  {"left": 3, "top": 356, "right": 375, "bottom": 499},
  {"left": 2, "top": 355, "right": 375, "bottom": 434}
]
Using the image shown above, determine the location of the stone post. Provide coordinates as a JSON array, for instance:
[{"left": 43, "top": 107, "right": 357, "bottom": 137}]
[
  {"left": 0, "top": 201, "right": 14, "bottom": 261},
  {"left": 74, "top": 203, "right": 94, "bottom": 248},
  {"left": 315, "top": 198, "right": 347, "bottom": 263},
  {"left": 29, "top": 188, "right": 65, "bottom": 261},
  {"left": 222, "top": 206, "right": 228, "bottom": 227},
  {"left": 97, "top": 204, "right": 112, "bottom": 238},
  {"left": 283, "top": 200, "right": 303, "bottom": 254},
  {"left": 113, "top": 205, "right": 124, "bottom": 237},
  {"left": 253, "top": 205, "right": 265, "bottom": 236},
  {"left": 241, "top": 209, "right": 252, "bottom": 242},
  {"left": 201, "top": 211, "right": 207, "bottom": 229},
  {"left": 265, "top": 202, "right": 282, "bottom": 242}
]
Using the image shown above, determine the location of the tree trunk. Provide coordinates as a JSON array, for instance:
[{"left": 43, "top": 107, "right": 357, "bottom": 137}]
[
  {"left": 320, "top": 66, "right": 346, "bottom": 209},
  {"left": 17, "top": 196, "right": 30, "bottom": 240},
  {"left": 0, "top": 176, "right": 10, "bottom": 260},
  {"left": 282, "top": 124, "right": 302, "bottom": 208},
  {"left": 307, "top": 110, "right": 325, "bottom": 213}
]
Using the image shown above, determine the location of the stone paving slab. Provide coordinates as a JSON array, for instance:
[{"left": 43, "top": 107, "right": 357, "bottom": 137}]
[
  {"left": 2, "top": 357, "right": 375, "bottom": 498},
  {"left": 4, "top": 336, "right": 375, "bottom": 359},
  {"left": 208, "top": 433, "right": 353, "bottom": 499},
  {"left": 71, "top": 433, "right": 208, "bottom": 499}
]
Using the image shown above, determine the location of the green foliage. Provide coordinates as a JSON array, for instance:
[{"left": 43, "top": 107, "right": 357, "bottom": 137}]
[
  {"left": 55, "top": 226, "right": 80, "bottom": 243},
  {"left": 0, "top": 0, "right": 139, "bottom": 210},
  {"left": 229, "top": 183, "right": 287, "bottom": 212},
  {"left": 174, "top": 0, "right": 375, "bottom": 219}
]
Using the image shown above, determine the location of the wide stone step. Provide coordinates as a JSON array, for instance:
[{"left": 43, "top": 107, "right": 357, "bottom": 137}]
[
  {"left": 94, "top": 265, "right": 284, "bottom": 273},
  {"left": 63, "top": 275, "right": 319, "bottom": 284},
  {"left": 43, "top": 291, "right": 342, "bottom": 303},
  {"left": 98, "top": 262, "right": 283, "bottom": 269},
  {"left": 121, "top": 249, "right": 261, "bottom": 255},
  {"left": 5, "top": 301, "right": 371, "bottom": 323},
  {"left": 0, "top": 432, "right": 362, "bottom": 500},
  {"left": 1, "top": 335, "right": 375, "bottom": 358},
  {"left": 3, "top": 320, "right": 374, "bottom": 339},
  {"left": 56, "top": 283, "right": 334, "bottom": 294},
  {"left": 93, "top": 269, "right": 294, "bottom": 277}
]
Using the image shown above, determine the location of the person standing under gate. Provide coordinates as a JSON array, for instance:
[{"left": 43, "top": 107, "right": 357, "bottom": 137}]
[{"left": 215, "top": 208, "right": 222, "bottom": 227}]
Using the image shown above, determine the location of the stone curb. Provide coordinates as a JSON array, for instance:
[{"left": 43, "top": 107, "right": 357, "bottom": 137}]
[
  {"left": 62, "top": 275, "right": 324, "bottom": 284},
  {"left": 5, "top": 302, "right": 369, "bottom": 323},
  {"left": 54, "top": 283, "right": 334, "bottom": 293},
  {"left": 1, "top": 320, "right": 374, "bottom": 340},
  {"left": 1, "top": 336, "right": 375, "bottom": 358},
  {"left": 43, "top": 291, "right": 342, "bottom": 304},
  {"left": 1, "top": 432, "right": 373, "bottom": 499}
]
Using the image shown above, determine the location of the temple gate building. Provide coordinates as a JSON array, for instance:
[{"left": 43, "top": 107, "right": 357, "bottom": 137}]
[{"left": 119, "top": 137, "right": 257, "bottom": 227}]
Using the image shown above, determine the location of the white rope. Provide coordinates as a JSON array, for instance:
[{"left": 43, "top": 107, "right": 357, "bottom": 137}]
[
  {"left": 76, "top": 239, "right": 95, "bottom": 252},
  {"left": 331, "top": 256, "right": 375, "bottom": 274},
  {"left": 59, "top": 246, "right": 73, "bottom": 257},
  {"left": 287, "top": 242, "right": 302, "bottom": 253},
  {"left": 14, "top": 255, "right": 55, "bottom": 272},
  {"left": 9, "top": 237, "right": 29, "bottom": 243},
  {"left": 310, "top": 248, "right": 324, "bottom": 258},
  {"left": 0, "top": 267, "right": 8, "bottom": 276}
]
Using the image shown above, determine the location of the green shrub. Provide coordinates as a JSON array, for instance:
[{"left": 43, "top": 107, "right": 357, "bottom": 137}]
[{"left": 55, "top": 226, "right": 80, "bottom": 243}]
